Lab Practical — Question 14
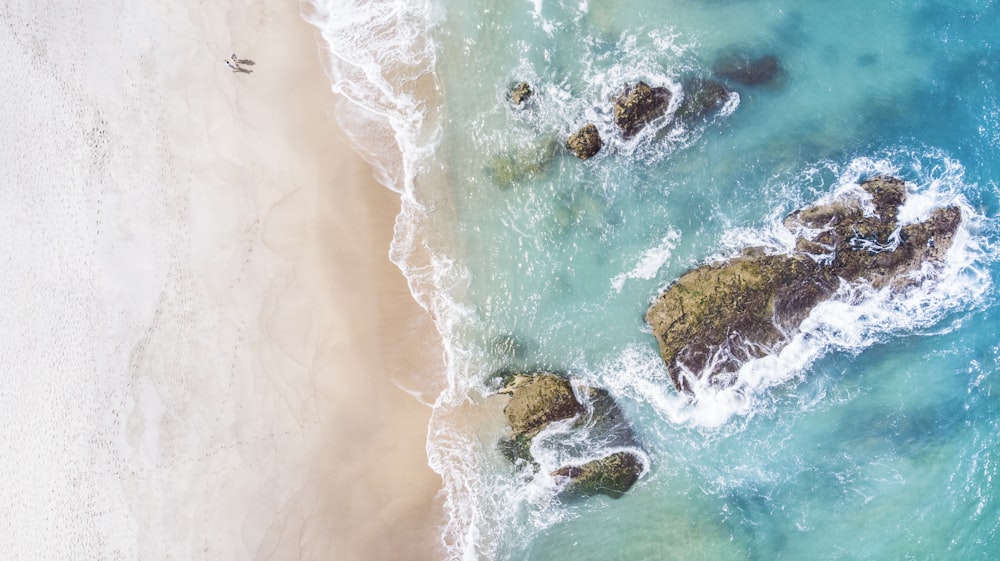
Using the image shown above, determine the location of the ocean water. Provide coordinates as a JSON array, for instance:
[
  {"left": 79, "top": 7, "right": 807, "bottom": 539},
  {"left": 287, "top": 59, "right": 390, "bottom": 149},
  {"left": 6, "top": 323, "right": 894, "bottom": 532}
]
[{"left": 308, "top": 0, "right": 1000, "bottom": 559}]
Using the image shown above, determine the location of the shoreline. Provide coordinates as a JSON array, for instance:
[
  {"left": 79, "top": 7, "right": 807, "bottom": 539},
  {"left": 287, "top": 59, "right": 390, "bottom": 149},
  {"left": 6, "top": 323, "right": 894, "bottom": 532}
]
[{"left": 226, "top": 3, "right": 449, "bottom": 559}]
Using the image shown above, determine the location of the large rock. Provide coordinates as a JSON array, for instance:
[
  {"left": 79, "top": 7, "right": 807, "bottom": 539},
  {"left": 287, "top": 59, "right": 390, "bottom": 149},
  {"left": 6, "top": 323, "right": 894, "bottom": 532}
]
[
  {"left": 613, "top": 81, "right": 672, "bottom": 138},
  {"left": 496, "top": 373, "right": 645, "bottom": 498},
  {"left": 566, "top": 123, "right": 603, "bottom": 160},
  {"left": 646, "top": 176, "right": 963, "bottom": 392}
]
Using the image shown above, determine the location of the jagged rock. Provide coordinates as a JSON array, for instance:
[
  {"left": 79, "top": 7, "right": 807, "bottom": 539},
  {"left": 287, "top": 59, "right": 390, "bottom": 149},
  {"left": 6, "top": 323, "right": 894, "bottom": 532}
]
[
  {"left": 713, "top": 52, "right": 782, "bottom": 87},
  {"left": 566, "top": 123, "right": 603, "bottom": 160},
  {"left": 676, "top": 77, "right": 732, "bottom": 121},
  {"left": 646, "top": 176, "right": 962, "bottom": 392},
  {"left": 496, "top": 373, "right": 645, "bottom": 497},
  {"left": 552, "top": 451, "right": 644, "bottom": 499},
  {"left": 613, "top": 81, "right": 672, "bottom": 138},
  {"left": 509, "top": 82, "right": 533, "bottom": 105}
]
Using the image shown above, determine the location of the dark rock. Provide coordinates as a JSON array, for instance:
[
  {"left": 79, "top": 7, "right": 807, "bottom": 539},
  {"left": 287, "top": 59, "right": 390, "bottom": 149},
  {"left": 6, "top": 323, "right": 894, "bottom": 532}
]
[
  {"left": 646, "top": 176, "right": 963, "bottom": 392},
  {"left": 713, "top": 52, "right": 782, "bottom": 87},
  {"left": 509, "top": 82, "right": 533, "bottom": 105},
  {"left": 676, "top": 77, "right": 732, "bottom": 121},
  {"left": 552, "top": 451, "right": 644, "bottom": 499},
  {"left": 566, "top": 123, "right": 603, "bottom": 160},
  {"left": 613, "top": 81, "right": 672, "bottom": 138}
]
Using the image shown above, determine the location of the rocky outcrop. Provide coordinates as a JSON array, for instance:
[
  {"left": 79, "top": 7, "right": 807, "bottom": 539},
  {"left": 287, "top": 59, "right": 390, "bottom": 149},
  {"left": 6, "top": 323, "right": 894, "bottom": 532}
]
[
  {"left": 713, "top": 52, "right": 782, "bottom": 87},
  {"left": 497, "top": 373, "right": 645, "bottom": 498},
  {"left": 509, "top": 82, "right": 533, "bottom": 105},
  {"left": 613, "top": 81, "right": 672, "bottom": 138},
  {"left": 566, "top": 123, "right": 603, "bottom": 160},
  {"left": 646, "top": 176, "right": 963, "bottom": 392}
]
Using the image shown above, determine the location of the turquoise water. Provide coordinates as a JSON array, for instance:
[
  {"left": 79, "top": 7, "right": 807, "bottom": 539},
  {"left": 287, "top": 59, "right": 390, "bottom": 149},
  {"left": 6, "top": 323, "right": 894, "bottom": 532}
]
[{"left": 312, "top": 0, "right": 1000, "bottom": 559}]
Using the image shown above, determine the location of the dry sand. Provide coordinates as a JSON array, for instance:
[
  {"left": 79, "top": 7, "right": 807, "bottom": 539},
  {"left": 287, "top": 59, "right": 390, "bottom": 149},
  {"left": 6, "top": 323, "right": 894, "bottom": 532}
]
[{"left": 0, "top": 1, "right": 445, "bottom": 560}]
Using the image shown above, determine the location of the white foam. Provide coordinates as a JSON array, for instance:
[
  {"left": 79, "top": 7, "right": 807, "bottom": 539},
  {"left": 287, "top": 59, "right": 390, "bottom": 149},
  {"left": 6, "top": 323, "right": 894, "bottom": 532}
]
[{"left": 611, "top": 229, "right": 682, "bottom": 292}]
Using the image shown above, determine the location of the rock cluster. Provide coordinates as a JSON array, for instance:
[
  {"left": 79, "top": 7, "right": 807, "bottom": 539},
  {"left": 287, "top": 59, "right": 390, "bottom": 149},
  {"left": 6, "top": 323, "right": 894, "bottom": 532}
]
[
  {"left": 645, "top": 176, "right": 962, "bottom": 392},
  {"left": 497, "top": 373, "right": 645, "bottom": 498}
]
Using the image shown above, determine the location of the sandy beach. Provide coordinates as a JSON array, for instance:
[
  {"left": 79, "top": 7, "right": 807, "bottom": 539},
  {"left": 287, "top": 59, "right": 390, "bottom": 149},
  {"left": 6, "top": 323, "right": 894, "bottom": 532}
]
[{"left": 0, "top": 1, "right": 444, "bottom": 560}]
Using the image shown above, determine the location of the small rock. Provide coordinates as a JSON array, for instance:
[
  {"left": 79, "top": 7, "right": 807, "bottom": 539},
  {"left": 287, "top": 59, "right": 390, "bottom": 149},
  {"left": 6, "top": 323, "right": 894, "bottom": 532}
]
[
  {"left": 566, "top": 124, "right": 603, "bottom": 160},
  {"left": 509, "top": 82, "right": 533, "bottom": 105}
]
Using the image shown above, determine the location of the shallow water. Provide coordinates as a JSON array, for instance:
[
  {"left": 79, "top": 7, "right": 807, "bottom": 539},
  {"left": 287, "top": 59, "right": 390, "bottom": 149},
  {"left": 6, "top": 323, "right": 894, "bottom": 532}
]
[{"left": 312, "top": 0, "right": 1000, "bottom": 559}]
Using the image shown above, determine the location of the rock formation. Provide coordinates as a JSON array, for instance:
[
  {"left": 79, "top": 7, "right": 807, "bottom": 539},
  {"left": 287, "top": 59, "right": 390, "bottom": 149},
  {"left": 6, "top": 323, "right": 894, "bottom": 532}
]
[
  {"left": 613, "top": 81, "right": 672, "bottom": 138},
  {"left": 497, "top": 372, "right": 645, "bottom": 498},
  {"left": 566, "top": 123, "right": 603, "bottom": 160},
  {"left": 646, "top": 176, "right": 962, "bottom": 392}
]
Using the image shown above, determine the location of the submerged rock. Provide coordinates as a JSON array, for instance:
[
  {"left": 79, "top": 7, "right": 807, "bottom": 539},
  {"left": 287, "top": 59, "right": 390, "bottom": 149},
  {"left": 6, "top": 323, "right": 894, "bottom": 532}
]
[
  {"left": 509, "top": 81, "right": 533, "bottom": 105},
  {"left": 712, "top": 52, "right": 782, "bottom": 87},
  {"left": 646, "top": 176, "right": 963, "bottom": 392},
  {"left": 497, "top": 372, "right": 645, "bottom": 498},
  {"left": 675, "top": 77, "right": 733, "bottom": 122},
  {"left": 566, "top": 123, "right": 603, "bottom": 160},
  {"left": 484, "top": 136, "right": 556, "bottom": 187},
  {"left": 613, "top": 81, "right": 672, "bottom": 138}
]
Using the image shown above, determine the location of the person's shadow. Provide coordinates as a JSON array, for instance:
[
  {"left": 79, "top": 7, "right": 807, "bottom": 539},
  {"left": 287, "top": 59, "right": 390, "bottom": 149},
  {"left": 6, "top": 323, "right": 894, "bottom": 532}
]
[{"left": 235, "top": 58, "right": 255, "bottom": 66}]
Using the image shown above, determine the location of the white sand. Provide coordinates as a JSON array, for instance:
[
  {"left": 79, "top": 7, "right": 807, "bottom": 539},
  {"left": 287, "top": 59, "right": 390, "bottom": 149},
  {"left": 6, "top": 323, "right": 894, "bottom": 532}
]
[{"left": 0, "top": 1, "right": 444, "bottom": 560}]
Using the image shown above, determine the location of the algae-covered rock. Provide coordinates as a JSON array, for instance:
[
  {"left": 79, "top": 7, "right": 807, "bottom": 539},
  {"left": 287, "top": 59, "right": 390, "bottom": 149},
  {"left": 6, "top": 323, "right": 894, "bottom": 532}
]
[
  {"left": 646, "top": 176, "right": 963, "bottom": 392},
  {"left": 498, "top": 374, "right": 583, "bottom": 439},
  {"left": 509, "top": 81, "right": 533, "bottom": 105},
  {"left": 713, "top": 51, "right": 782, "bottom": 87},
  {"left": 613, "top": 81, "right": 672, "bottom": 138},
  {"left": 552, "top": 451, "right": 644, "bottom": 499},
  {"left": 566, "top": 123, "right": 603, "bottom": 160},
  {"left": 496, "top": 372, "right": 646, "bottom": 498},
  {"left": 676, "top": 77, "right": 732, "bottom": 121}
]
